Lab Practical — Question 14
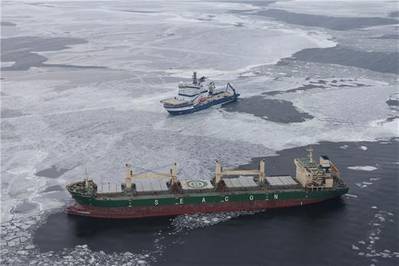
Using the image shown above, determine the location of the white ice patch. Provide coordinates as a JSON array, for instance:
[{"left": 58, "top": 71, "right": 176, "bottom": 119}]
[
  {"left": 3, "top": 0, "right": 335, "bottom": 74},
  {"left": 345, "top": 194, "right": 358, "bottom": 199},
  {"left": 171, "top": 211, "right": 258, "bottom": 233},
  {"left": 269, "top": 0, "right": 398, "bottom": 18},
  {"left": 1, "top": 61, "right": 15, "bottom": 67},
  {"left": 348, "top": 166, "right": 378, "bottom": 171},
  {"left": 354, "top": 210, "right": 398, "bottom": 262},
  {"left": 360, "top": 145, "right": 368, "bottom": 151}
]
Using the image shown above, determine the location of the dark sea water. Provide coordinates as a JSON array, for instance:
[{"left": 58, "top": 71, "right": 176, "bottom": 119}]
[
  {"left": 1, "top": 36, "right": 105, "bottom": 71},
  {"left": 34, "top": 140, "right": 399, "bottom": 266},
  {"left": 223, "top": 97, "right": 313, "bottom": 123},
  {"left": 291, "top": 46, "right": 399, "bottom": 74}
]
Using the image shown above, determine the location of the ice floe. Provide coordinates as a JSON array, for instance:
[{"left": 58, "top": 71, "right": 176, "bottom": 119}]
[
  {"left": 269, "top": 0, "right": 399, "bottom": 18},
  {"left": 1, "top": 61, "right": 15, "bottom": 68},
  {"left": 171, "top": 211, "right": 257, "bottom": 233},
  {"left": 348, "top": 166, "right": 378, "bottom": 171},
  {"left": 353, "top": 210, "right": 399, "bottom": 262},
  {"left": 345, "top": 194, "right": 358, "bottom": 199},
  {"left": 0, "top": 212, "right": 154, "bottom": 266},
  {"left": 360, "top": 145, "right": 368, "bottom": 151}
]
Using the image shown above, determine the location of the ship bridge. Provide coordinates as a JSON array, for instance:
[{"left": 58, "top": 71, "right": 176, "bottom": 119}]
[{"left": 294, "top": 148, "right": 339, "bottom": 189}]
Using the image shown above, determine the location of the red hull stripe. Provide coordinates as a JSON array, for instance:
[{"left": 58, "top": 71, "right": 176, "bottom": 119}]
[{"left": 66, "top": 199, "right": 323, "bottom": 219}]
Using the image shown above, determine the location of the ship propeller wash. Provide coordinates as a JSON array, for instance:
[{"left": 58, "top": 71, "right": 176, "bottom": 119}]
[
  {"left": 66, "top": 149, "right": 349, "bottom": 219},
  {"left": 160, "top": 72, "right": 239, "bottom": 115}
]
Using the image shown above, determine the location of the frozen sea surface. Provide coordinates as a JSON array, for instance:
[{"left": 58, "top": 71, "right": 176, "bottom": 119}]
[{"left": 1, "top": 0, "right": 398, "bottom": 265}]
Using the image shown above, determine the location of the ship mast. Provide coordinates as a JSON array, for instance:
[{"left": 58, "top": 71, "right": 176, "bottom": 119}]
[
  {"left": 215, "top": 160, "right": 222, "bottom": 184},
  {"left": 84, "top": 167, "right": 89, "bottom": 189},
  {"left": 192, "top": 72, "right": 197, "bottom": 85},
  {"left": 307, "top": 147, "right": 314, "bottom": 163},
  {"left": 125, "top": 163, "right": 133, "bottom": 189},
  {"left": 259, "top": 160, "right": 265, "bottom": 183},
  {"left": 170, "top": 162, "right": 178, "bottom": 185}
]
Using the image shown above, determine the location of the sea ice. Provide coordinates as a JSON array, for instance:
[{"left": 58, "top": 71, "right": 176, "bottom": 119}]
[
  {"left": 269, "top": 0, "right": 398, "bottom": 18},
  {"left": 348, "top": 166, "right": 378, "bottom": 171},
  {"left": 345, "top": 194, "right": 358, "bottom": 198}
]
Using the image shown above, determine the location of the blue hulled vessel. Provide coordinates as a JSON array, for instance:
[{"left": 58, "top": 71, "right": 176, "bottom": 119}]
[{"left": 161, "top": 72, "right": 239, "bottom": 115}]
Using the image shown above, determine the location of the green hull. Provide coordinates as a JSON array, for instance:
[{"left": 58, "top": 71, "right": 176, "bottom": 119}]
[{"left": 70, "top": 186, "right": 349, "bottom": 208}]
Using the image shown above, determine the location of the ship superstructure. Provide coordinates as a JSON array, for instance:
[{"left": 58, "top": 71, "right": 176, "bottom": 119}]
[
  {"left": 66, "top": 148, "right": 348, "bottom": 219},
  {"left": 160, "top": 72, "right": 239, "bottom": 115}
]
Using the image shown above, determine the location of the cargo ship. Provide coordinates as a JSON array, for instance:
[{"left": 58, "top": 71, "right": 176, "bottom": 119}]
[
  {"left": 160, "top": 72, "right": 239, "bottom": 115},
  {"left": 66, "top": 148, "right": 349, "bottom": 219}
]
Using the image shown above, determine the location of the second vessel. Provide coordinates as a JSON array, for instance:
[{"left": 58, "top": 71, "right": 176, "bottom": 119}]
[{"left": 161, "top": 72, "right": 239, "bottom": 115}]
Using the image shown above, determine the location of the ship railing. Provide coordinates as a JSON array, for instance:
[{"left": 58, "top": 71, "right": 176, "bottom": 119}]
[{"left": 306, "top": 185, "right": 334, "bottom": 191}]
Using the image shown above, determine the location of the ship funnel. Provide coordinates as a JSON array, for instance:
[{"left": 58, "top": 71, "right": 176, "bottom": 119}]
[
  {"left": 192, "top": 72, "right": 197, "bottom": 85},
  {"left": 259, "top": 160, "right": 265, "bottom": 183},
  {"left": 125, "top": 163, "right": 133, "bottom": 189}
]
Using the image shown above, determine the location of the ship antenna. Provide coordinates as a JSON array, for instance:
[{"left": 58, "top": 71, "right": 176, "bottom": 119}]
[
  {"left": 306, "top": 147, "right": 314, "bottom": 163},
  {"left": 192, "top": 72, "right": 197, "bottom": 85}
]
